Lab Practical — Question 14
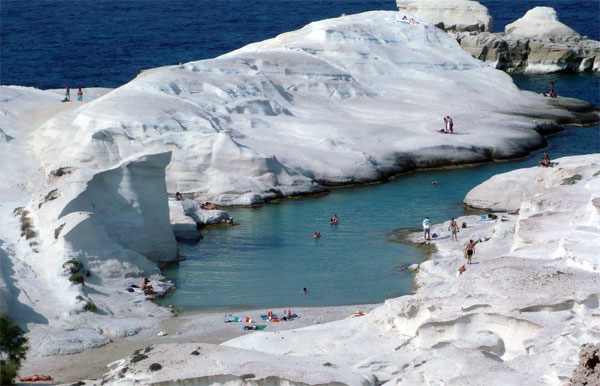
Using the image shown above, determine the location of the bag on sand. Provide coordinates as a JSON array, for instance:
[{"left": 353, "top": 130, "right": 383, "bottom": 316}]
[{"left": 463, "top": 251, "right": 467, "bottom": 259}]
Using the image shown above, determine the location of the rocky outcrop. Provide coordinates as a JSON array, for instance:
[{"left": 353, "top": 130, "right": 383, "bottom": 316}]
[
  {"left": 396, "top": 0, "right": 492, "bottom": 32},
  {"left": 452, "top": 6, "right": 599, "bottom": 73},
  {"left": 454, "top": 30, "right": 600, "bottom": 73},
  {"left": 570, "top": 343, "right": 600, "bottom": 385},
  {"left": 401, "top": 1, "right": 600, "bottom": 73},
  {"left": 505, "top": 7, "right": 578, "bottom": 39}
]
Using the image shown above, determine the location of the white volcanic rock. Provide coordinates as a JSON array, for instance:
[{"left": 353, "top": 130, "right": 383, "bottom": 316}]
[
  {"left": 464, "top": 154, "right": 600, "bottom": 212},
  {"left": 452, "top": 7, "right": 599, "bottom": 73},
  {"left": 505, "top": 7, "right": 579, "bottom": 39},
  {"left": 168, "top": 199, "right": 202, "bottom": 240},
  {"left": 396, "top": 0, "right": 493, "bottom": 32},
  {"left": 98, "top": 155, "right": 600, "bottom": 385},
  {"left": 179, "top": 199, "right": 232, "bottom": 225},
  {"left": 31, "top": 12, "right": 596, "bottom": 207}
]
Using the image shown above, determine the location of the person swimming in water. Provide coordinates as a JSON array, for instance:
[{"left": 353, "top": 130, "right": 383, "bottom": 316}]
[{"left": 313, "top": 232, "right": 321, "bottom": 238}]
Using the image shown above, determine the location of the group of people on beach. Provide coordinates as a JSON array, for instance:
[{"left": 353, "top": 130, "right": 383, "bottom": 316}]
[
  {"left": 64, "top": 85, "right": 83, "bottom": 102},
  {"left": 423, "top": 215, "right": 479, "bottom": 275}
]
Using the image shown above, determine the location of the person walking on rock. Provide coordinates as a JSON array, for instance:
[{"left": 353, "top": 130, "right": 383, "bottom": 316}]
[
  {"left": 448, "top": 218, "right": 459, "bottom": 242},
  {"left": 423, "top": 217, "right": 431, "bottom": 241},
  {"left": 465, "top": 239, "right": 476, "bottom": 264}
]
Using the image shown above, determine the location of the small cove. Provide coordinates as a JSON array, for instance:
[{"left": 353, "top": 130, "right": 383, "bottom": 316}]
[{"left": 159, "top": 74, "right": 599, "bottom": 312}]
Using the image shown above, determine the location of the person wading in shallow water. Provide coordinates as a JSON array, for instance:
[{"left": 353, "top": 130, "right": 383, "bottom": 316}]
[{"left": 465, "top": 239, "right": 476, "bottom": 264}]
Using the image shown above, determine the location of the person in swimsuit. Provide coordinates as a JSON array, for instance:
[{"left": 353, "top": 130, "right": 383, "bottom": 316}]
[
  {"left": 447, "top": 116, "right": 454, "bottom": 134},
  {"left": 423, "top": 217, "right": 431, "bottom": 240},
  {"left": 313, "top": 232, "right": 321, "bottom": 238},
  {"left": 465, "top": 240, "right": 475, "bottom": 264},
  {"left": 65, "top": 85, "right": 70, "bottom": 101},
  {"left": 332, "top": 214, "right": 339, "bottom": 225},
  {"left": 77, "top": 88, "right": 83, "bottom": 101},
  {"left": 448, "top": 218, "right": 459, "bottom": 242},
  {"left": 548, "top": 82, "right": 557, "bottom": 98}
]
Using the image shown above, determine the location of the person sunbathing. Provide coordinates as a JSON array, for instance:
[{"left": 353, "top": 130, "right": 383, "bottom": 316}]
[
  {"left": 200, "top": 202, "right": 218, "bottom": 210},
  {"left": 538, "top": 153, "right": 551, "bottom": 167}
]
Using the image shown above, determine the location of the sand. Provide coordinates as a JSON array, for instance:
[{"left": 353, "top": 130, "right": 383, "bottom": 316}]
[{"left": 18, "top": 303, "right": 380, "bottom": 384}]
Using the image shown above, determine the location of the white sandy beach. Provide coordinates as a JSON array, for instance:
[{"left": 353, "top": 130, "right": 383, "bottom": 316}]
[{"left": 18, "top": 303, "right": 380, "bottom": 384}]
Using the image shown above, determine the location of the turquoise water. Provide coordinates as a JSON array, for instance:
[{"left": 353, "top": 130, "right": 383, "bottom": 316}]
[{"left": 159, "top": 74, "right": 599, "bottom": 311}]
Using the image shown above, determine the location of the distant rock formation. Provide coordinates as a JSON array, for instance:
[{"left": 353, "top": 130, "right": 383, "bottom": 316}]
[
  {"left": 396, "top": 0, "right": 492, "bottom": 32},
  {"left": 504, "top": 7, "right": 579, "bottom": 39},
  {"left": 399, "top": 1, "right": 599, "bottom": 73},
  {"left": 453, "top": 30, "right": 600, "bottom": 73},
  {"left": 452, "top": 6, "right": 599, "bottom": 73}
]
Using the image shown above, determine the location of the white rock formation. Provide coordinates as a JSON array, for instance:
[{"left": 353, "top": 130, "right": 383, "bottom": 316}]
[
  {"left": 168, "top": 199, "right": 203, "bottom": 240},
  {"left": 31, "top": 12, "right": 597, "bottom": 208},
  {"left": 505, "top": 7, "right": 579, "bottom": 39},
  {"left": 0, "top": 11, "right": 598, "bottom": 367},
  {"left": 464, "top": 155, "right": 598, "bottom": 212},
  {"left": 396, "top": 0, "right": 493, "bottom": 32},
  {"left": 93, "top": 154, "right": 600, "bottom": 385},
  {"left": 451, "top": 6, "right": 599, "bottom": 73}
]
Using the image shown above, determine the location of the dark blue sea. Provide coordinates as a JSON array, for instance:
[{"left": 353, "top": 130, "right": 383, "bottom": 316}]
[
  {"left": 2, "top": 1, "right": 598, "bottom": 310},
  {"left": 1, "top": 0, "right": 598, "bottom": 89}
]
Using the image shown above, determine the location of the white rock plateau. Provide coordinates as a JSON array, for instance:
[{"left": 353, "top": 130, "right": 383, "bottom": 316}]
[{"left": 94, "top": 154, "right": 600, "bottom": 385}]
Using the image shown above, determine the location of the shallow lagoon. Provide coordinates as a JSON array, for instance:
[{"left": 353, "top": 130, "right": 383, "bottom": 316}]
[{"left": 160, "top": 73, "right": 599, "bottom": 311}]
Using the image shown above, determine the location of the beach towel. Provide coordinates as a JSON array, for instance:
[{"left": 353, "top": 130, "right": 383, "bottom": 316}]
[{"left": 20, "top": 375, "right": 53, "bottom": 382}]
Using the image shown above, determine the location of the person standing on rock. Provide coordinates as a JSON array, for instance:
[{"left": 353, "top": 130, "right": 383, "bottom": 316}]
[
  {"left": 447, "top": 116, "right": 454, "bottom": 134},
  {"left": 548, "top": 82, "right": 557, "bottom": 98},
  {"left": 423, "top": 217, "right": 431, "bottom": 241},
  {"left": 465, "top": 239, "right": 476, "bottom": 264},
  {"left": 448, "top": 218, "right": 459, "bottom": 242},
  {"left": 64, "top": 85, "right": 70, "bottom": 101},
  {"left": 77, "top": 88, "right": 83, "bottom": 101}
]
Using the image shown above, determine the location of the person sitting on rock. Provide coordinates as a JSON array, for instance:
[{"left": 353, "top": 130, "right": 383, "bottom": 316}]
[
  {"left": 141, "top": 278, "right": 156, "bottom": 295},
  {"left": 538, "top": 153, "right": 551, "bottom": 167},
  {"left": 175, "top": 192, "right": 184, "bottom": 201},
  {"left": 458, "top": 265, "right": 466, "bottom": 275}
]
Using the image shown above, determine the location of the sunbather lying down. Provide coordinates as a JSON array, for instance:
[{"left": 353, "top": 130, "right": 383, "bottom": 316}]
[{"left": 201, "top": 202, "right": 218, "bottom": 210}]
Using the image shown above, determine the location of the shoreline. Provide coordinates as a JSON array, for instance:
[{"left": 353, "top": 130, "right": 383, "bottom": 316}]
[
  {"left": 209, "top": 118, "right": 599, "bottom": 210},
  {"left": 19, "top": 303, "right": 381, "bottom": 384}
]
